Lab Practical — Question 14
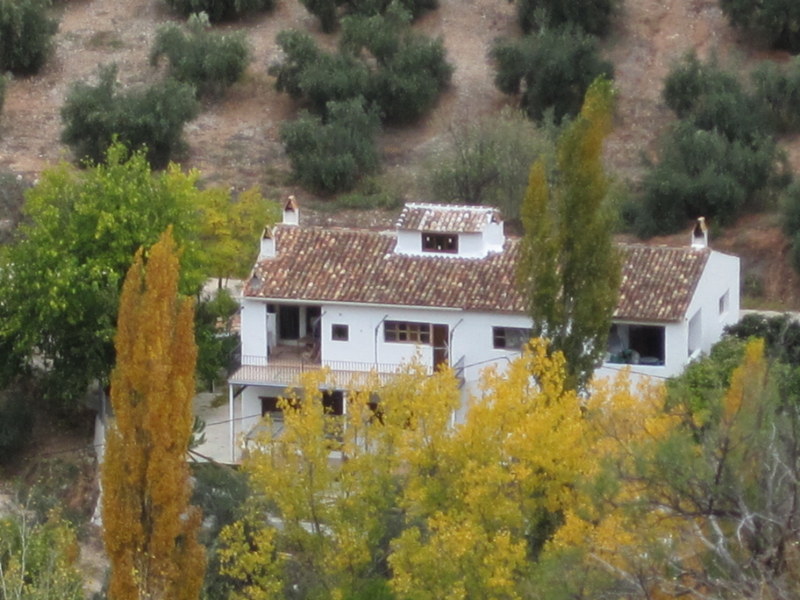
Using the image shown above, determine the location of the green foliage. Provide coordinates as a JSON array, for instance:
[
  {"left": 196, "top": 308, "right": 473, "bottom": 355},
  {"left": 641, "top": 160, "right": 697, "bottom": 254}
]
[
  {"left": 726, "top": 312, "right": 800, "bottom": 367},
  {"left": 782, "top": 181, "right": 800, "bottom": 271},
  {"left": 331, "top": 174, "right": 405, "bottom": 210},
  {"left": 0, "top": 508, "right": 85, "bottom": 599},
  {"left": 491, "top": 26, "right": 613, "bottom": 124},
  {"left": 195, "top": 289, "right": 240, "bottom": 390},
  {"left": 151, "top": 14, "right": 251, "bottom": 98},
  {"left": 0, "top": 381, "right": 34, "bottom": 459},
  {"left": 271, "top": 9, "right": 452, "bottom": 124},
  {"left": 425, "top": 108, "right": 556, "bottom": 221},
  {"left": 61, "top": 64, "right": 199, "bottom": 168},
  {"left": 0, "top": 170, "right": 29, "bottom": 246},
  {"left": 665, "top": 336, "right": 746, "bottom": 425},
  {"left": 751, "top": 57, "right": 800, "bottom": 133},
  {"left": 637, "top": 53, "right": 786, "bottom": 237},
  {"left": 662, "top": 53, "right": 768, "bottom": 142},
  {"left": 515, "top": 0, "right": 616, "bottom": 36},
  {"left": 0, "top": 143, "right": 221, "bottom": 409},
  {"left": 164, "top": 0, "right": 274, "bottom": 22},
  {"left": 637, "top": 123, "right": 780, "bottom": 236},
  {"left": 298, "top": 0, "right": 339, "bottom": 32},
  {"left": 0, "top": 0, "right": 57, "bottom": 74},
  {"left": 298, "top": 0, "right": 438, "bottom": 32},
  {"left": 190, "top": 463, "right": 250, "bottom": 599},
  {"left": 518, "top": 78, "right": 621, "bottom": 390},
  {"left": 350, "top": 14, "right": 452, "bottom": 123},
  {"left": 281, "top": 97, "right": 380, "bottom": 194},
  {"left": 720, "top": 0, "right": 800, "bottom": 52}
]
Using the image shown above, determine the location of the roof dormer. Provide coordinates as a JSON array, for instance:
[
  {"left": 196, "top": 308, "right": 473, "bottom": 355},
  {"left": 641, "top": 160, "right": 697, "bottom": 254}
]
[{"left": 393, "top": 203, "right": 505, "bottom": 258}]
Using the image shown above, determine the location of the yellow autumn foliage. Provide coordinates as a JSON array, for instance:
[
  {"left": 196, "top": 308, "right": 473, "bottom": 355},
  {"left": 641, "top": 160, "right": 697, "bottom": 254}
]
[{"left": 101, "top": 228, "right": 205, "bottom": 600}]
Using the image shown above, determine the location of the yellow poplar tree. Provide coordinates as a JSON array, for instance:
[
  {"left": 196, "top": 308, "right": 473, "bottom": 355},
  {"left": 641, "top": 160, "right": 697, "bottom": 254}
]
[
  {"left": 518, "top": 76, "right": 621, "bottom": 390},
  {"left": 101, "top": 228, "right": 205, "bottom": 600}
]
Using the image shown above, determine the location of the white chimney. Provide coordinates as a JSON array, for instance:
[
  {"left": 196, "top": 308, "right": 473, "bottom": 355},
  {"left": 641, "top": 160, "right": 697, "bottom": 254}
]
[
  {"left": 283, "top": 195, "right": 299, "bottom": 226},
  {"left": 259, "top": 226, "right": 275, "bottom": 260},
  {"left": 691, "top": 217, "right": 708, "bottom": 249}
]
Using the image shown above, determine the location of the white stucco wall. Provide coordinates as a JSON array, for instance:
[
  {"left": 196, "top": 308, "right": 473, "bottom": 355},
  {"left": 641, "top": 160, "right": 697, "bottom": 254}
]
[
  {"left": 318, "top": 304, "right": 531, "bottom": 382},
  {"left": 240, "top": 297, "right": 268, "bottom": 362},
  {"left": 595, "top": 249, "right": 740, "bottom": 385}
]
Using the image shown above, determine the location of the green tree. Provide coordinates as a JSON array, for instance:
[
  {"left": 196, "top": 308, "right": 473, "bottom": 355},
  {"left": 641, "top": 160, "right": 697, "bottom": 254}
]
[
  {"left": 553, "top": 339, "right": 800, "bottom": 599},
  {"left": 164, "top": 0, "right": 274, "bottom": 22},
  {"left": 491, "top": 26, "right": 613, "bottom": 124},
  {"left": 425, "top": 108, "right": 555, "bottom": 221},
  {"left": 341, "top": 6, "right": 452, "bottom": 123},
  {"left": 0, "top": 143, "right": 231, "bottom": 408},
  {"left": 281, "top": 97, "right": 380, "bottom": 194},
  {"left": 61, "top": 64, "right": 199, "bottom": 168},
  {"left": 514, "top": 0, "right": 616, "bottom": 36},
  {"left": 518, "top": 77, "right": 621, "bottom": 390},
  {"left": 0, "top": 507, "right": 84, "bottom": 599},
  {"left": 150, "top": 13, "right": 251, "bottom": 98},
  {"left": 102, "top": 229, "right": 205, "bottom": 600},
  {"left": 0, "top": 0, "right": 57, "bottom": 74},
  {"left": 720, "top": 0, "right": 800, "bottom": 52},
  {"left": 270, "top": 7, "right": 452, "bottom": 126},
  {"left": 637, "top": 53, "right": 786, "bottom": 237}
]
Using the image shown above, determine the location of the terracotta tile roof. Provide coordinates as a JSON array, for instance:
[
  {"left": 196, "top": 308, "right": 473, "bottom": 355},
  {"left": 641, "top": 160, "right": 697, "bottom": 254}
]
[
  {"left": 615, "top": 244, "right": 710, "bottom": 322},
  {"left": 245, "top": 227, "right": 715, "bottom": 321},
  {"left": 246, "top": 226, "right": 524, "bottom": 312},
  {"left": 396, "top": 203, "right": 501, "bottom": 233}
]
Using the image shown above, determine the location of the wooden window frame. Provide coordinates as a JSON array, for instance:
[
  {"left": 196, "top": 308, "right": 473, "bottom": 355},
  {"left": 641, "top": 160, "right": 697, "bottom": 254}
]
[{"left": 385, "top": 321, "right": 431, "bottom": 344}]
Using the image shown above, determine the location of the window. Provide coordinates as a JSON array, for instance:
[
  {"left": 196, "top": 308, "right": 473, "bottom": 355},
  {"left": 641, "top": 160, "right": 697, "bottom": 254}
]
[
  {"left": 492, "top": 327, "right": 532, "bottom": 350},
  {"left": 422, "top": 232, "right": 458, "bottom": 253},
  {"left": 332, "top": 324, "right": 349, "bottom": 341},
  {"left": 719, "top": 290, "right": 729, "bottom": 315},
  {"left": 385, "top": 321, "right": 431, "bottom": 344},
  {"left": 606, "top": 324, "right": 665, "bottom": 365},
  {"left": 688, "top": 309, "right": 702, "bottom": 357}
]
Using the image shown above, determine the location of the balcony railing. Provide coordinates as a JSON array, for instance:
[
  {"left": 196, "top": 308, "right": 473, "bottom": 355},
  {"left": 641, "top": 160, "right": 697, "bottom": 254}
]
[{"left": 230, "top": 354, "right": 431, "bottom": 388}]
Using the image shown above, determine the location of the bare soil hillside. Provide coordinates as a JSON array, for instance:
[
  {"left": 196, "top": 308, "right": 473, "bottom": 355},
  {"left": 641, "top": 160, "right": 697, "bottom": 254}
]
[{"left": 0, "top": 0, "right": 798, "bottom": 305}]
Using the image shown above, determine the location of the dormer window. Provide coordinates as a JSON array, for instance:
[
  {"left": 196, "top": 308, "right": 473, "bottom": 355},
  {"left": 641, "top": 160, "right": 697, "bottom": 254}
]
[{"left": 422, "top": 232, "right": 458, "bottom": 253}]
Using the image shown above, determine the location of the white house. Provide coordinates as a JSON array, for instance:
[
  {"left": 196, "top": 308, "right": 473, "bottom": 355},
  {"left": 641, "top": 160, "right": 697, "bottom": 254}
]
[{"left": 226, "top": 201, "right": 740, "bottom": 461}]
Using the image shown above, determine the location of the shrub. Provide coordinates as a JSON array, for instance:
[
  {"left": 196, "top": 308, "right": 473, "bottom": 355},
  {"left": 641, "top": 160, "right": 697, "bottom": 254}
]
[
  {"left": 0, "top": 0, "right": 58, "bottom": 74},
  {"left": 751, "top": 57, "right": 800, "bottom": 133},
  {"left": 637, "top": 53, "right": 788, "bottom": 237},
  {"left": 298, "top": 0, "right": 438, "bottom": 32},
  {"left": 0, "top": 381, "right": 34, "bottom": 459},
  {"left": 281, "top": 97, "right": 380, "bottom": 193},
  {"left": 491, "top": 26, "right": 613, "bottom": 124},
  {"left": 637, "top": 122, "right": 781, "bottom": 237},
  {"left": 726, "top": 313, "right": 800, "bottom": 367},
  {"left": 164, "top": 0, "right": 273, "bottom": 22},
  {"left": 150, "top": 14, "right": 251, "bottom": 98},
  {"left": 425, "top": 108, "right": 555, "bottom": 220},
  {"left": 515, "top": 0, "right": 616, "bottom": 36},
  {"left": 720, "top": 0, "right": 800, "bottom": 52},
  {"left": 0, "top": 170, "right": 29, "bottom": 245},
  {"left": 341, "top": 7, "right": 452, "bottom": 123},
  {"left": 781, "top": 181, "right": 800, "bottom": 271},
  {"left": 663, "top": 52, "right": 767, "bottom": 143},
  {"left": 272, "top": 9, "right": 452, "bottom": 124},
  {"left": 270, "top": 30, "right": 322, "bottom": 99},
  {"left": 298, "top": 0, "right": 339, "bottom": 32},
  {"left": 61, "top": 65, "right": 199, "bottom": 168}
]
